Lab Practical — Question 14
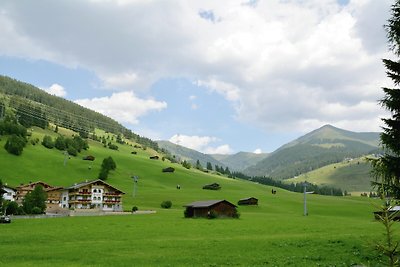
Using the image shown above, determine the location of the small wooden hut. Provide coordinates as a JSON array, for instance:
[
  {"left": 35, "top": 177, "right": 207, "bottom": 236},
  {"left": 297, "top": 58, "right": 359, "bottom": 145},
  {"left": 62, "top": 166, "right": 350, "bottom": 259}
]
[
  {"left": 184, "top": 200, "right": 237, "bottom": 218},
  {"left": 237, "top": 197, "right": 258, "bottom": 206}
]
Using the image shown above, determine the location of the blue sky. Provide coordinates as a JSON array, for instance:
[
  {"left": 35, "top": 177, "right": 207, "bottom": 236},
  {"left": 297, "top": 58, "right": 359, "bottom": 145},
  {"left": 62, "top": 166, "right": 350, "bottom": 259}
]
[{"left": 0, "top": 0, "right": 393, "bottom": 154}]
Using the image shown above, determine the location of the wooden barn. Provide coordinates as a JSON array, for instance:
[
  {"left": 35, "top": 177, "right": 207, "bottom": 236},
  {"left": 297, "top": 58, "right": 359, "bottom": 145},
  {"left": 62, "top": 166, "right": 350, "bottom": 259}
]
[
  {"left": 237, "top": 197, "right": 258, "bottom": 206},
  {"left": 184, "top": 200, "right": 237, "bottom": 218}
]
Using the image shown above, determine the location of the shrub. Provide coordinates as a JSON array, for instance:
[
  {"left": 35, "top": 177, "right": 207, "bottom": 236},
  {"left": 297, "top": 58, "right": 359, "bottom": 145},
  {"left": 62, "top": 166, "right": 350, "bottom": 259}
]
[
  {"left": 233, "top": 210, "right": 241, "bottom": 219},
  {"left": 4, "top": 134, "right": 26, "bottom": 155},
  {"left": 132, "top": 206, "right": 138, "bottom": 212},
  {"left": 42, "top": 135, "right": 54, "bottom": 149},
  {"left": 208, "top": 210, "right": 218, "bottom": 219},
  {"left": 55, "top": 136, "right": 66, "bottom": 150},
  {"left": 67, "top": 146, "right": 78, "bottom": 156},
  {"left": 108, "top": 142, "right": 118, "bottom": 150},
  {"left": 31, "top": 207, "right": 42, "bottom": 214},
  {"left": 161, "top": 200, "right": 172, "bottom": 209},
  {"left": 5, "top": 201, "right": 19, "bottom": 215}
]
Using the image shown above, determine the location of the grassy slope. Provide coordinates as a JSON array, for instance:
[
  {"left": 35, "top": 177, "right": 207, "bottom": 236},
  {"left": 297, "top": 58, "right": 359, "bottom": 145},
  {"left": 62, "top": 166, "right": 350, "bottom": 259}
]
[
  {"left": 0, "top": 127, "right": 389, "bottom": 266},
  {"left": 285, "top": 157, "right": 373, "bottom": 193}
]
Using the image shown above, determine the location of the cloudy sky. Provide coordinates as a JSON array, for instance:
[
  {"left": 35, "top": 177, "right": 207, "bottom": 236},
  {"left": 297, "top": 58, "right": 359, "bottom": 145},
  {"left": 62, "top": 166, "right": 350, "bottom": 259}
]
[{"left": 0, "top": 0, "right": 393, "bottom": 154}]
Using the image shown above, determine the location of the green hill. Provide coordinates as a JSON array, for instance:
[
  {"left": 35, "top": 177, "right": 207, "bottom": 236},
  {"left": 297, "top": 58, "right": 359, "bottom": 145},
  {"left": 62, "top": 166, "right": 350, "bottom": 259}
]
[
  {"left": 157, "top": 140, "right": 225, "bottom": 168},
  {"left": 0, "top": 75, "right": 158, "bottom": 150},
  {"left": 285, "top": 157, "right": 374, "bottom": 193},
  {"left": 244, "top": 125, "right": 380, "bottom": 180}
]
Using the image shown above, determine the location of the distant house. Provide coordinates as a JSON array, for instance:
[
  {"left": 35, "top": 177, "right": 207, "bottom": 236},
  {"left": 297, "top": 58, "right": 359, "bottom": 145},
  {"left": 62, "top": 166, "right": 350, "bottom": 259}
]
[
  {"left": 184, "top": 200, "right": 237, "bottom": 218},
  {"left": 237, "top": 197, "right": 258, "bottom": 206},
  {"left": 60, "top": 179, "right": 125, "bottom": 212},
  {"left": 2, "top": 185, "right": 16, "bottom": 202},
  {"left": 149, "top": 155, "right": 159, "bottom": 160},
  {"left": 162, "top": 167, "right": 175, "bottom": 173},
  {"left": 202, "top": 183, "right": 221, "bottom": 190}
]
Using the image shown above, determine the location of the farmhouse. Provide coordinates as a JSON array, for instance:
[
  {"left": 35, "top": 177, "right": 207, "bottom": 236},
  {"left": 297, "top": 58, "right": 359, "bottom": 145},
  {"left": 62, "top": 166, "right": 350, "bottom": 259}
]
[
  {"left": 237, "top": 197, "right": 258, "bottom": 206},
  {"left": 184, "top": 200, "right": 237, "bottom": 218},
  {"left": 60, "top": 179, "right": 125, "bottom": 212}
]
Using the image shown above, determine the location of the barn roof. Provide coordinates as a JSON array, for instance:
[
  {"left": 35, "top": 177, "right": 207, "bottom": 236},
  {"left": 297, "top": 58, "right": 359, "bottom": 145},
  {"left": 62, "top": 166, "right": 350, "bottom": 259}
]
[
  {"left": 65, "top": 179, "right": 125, "bottom": 194},
  {"left": 184, "top": 200, "right": 237, "bottom": 208},
  {"left": 239, "top": 197, "right": 258, "bottom": 201}
]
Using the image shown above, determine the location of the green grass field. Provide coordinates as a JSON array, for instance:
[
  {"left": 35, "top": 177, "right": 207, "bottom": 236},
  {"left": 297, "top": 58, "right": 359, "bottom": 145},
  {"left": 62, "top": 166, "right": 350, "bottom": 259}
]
[
  {"left": 285, "top": 158, "right": 373, "bottom": 193},
  {"left": 0, "top": 127, "right": 392, "bottom": 266},
  {"left": 0, "top": 196, "right": 390, "bottom": 266}
]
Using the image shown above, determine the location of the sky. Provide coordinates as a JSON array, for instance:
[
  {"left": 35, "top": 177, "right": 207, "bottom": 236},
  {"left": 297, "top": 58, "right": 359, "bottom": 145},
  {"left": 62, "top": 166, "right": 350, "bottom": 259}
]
[{"left": 0, "top": 0, "right": 394, "bottom": 154}]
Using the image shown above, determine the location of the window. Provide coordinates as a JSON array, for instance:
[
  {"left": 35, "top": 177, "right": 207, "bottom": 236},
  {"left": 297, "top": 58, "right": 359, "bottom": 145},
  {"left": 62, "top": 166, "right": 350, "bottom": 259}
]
[{"left": 93, "top": 189, "right": 97, "bottom": 193}]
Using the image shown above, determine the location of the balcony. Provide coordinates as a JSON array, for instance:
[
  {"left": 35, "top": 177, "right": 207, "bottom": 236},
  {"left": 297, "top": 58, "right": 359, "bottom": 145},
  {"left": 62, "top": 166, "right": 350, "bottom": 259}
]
[{"left": 103, "top": 192, "right": 122, "bottom": 196}]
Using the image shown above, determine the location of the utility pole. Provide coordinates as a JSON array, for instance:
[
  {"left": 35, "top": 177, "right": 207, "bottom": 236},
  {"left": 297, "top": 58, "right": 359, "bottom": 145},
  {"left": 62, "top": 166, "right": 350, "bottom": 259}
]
[
  {"left": 63, "top": 151, "right": 69, "bottom": 166},
  {"left": 303, "top": 182, "right": 308, "bottom": 216}
]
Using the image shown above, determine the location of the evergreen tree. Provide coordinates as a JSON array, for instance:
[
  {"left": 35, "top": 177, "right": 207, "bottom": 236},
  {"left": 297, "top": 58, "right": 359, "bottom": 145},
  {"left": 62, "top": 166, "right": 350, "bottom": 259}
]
[
  {"left": 98, "top": 156, "right": 117, "bottom": 180},
  {"left": 206, "top": 162, "right": 213, "bottom": 171},
  {"left": 195, "top": 160, "right": 202, "bottom": 170},
  {"left": 371, "top": 1, "right": 400, "bottom": 198}
]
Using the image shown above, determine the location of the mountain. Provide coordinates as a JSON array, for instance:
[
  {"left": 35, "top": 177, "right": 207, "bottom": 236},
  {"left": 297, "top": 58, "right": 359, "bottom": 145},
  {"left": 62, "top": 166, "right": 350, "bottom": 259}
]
[
  {"left": 210, "top": 152, "right": 269, "bottom": 171},
  {"left": 157, "top": 140, "right": 225, "bottom": 168},
  {"left": 244, "top": 125, "right": 380, "bottom": 180}
]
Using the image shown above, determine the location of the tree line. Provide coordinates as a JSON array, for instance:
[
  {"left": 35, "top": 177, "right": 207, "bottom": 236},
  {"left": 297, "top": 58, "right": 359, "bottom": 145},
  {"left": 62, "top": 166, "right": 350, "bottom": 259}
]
[{"left": 231, "top": 171, "right": 344, "bottom": 196}]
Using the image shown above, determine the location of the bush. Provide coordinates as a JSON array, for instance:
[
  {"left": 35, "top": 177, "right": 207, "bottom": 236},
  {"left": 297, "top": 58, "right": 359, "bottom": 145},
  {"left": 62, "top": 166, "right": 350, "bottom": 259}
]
[
  {"left": 5, "top": 201, "right": 19, "bottom": 215},
  {"left": 208, "top": 210, "right": 218, "bottom": 219},
  {"left": 108, "top": 142, "right": 119, "bottom": 150},
  {"left": 4, "top": 134, "right": 26, "bottom": 155},
  {"left": 132, "top": 206, "right": 138, "bottom": 212},
  {"left": 67, "top": 146, "right": 78, "bottom": 157},
  {"left": 31, "top": 207, "right": 42, "bottom": 214},
  {"left": 161, "top": 200, "right": 172, "bottom": 209},
  {"left": 55, "top": 136, "right": 66, "bottom": 150},
  {"left": 42, "top": 135, "right": 54, "bottom": 149},
  {"left": 233, "top": 210, "right": 241, "bottom": 219}
]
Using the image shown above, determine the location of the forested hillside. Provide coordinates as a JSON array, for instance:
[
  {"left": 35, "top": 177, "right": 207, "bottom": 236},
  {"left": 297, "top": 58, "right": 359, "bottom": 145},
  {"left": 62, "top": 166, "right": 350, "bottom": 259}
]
[{"left": 0, "top": 75, "right": 158, "bottom": 150}]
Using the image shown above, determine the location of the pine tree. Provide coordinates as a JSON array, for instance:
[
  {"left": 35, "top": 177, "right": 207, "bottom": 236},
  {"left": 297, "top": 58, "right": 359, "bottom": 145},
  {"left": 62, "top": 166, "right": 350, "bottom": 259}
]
[{"left": 371, "top": 1, "right": 400, "bottom": 198}]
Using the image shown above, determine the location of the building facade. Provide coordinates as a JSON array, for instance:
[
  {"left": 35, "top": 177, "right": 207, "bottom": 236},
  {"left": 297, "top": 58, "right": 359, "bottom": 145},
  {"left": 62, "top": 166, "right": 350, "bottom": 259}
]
[{"left": 61, "top": 179, "right": 125, "bottom": 212}]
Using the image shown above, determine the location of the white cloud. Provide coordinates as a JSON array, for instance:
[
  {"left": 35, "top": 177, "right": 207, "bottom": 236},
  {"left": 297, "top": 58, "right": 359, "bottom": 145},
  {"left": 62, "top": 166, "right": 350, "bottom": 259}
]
[
  {"left": 169, "top": 134, "right": 232, "bottom": 154},
  {"left": 195, "top": 78, "right": 240, "bottom": 101},
  {"left": 101, "top": 72, "right": 138, "bottom": 89},
  {"left": 75, "top": 91, "right": 167, "bottom": 124},
  {"left": 0, "top": 0, "right": 393, "bottom": 133},
  {"left": 204, "top": 144, "right": 233, "bottom": 154},
  {"left": 43, "top": 83, "right": 67, "bottom": 97},
  {"left": 253, "top": 148, "right": 262, "bottom": 154}
]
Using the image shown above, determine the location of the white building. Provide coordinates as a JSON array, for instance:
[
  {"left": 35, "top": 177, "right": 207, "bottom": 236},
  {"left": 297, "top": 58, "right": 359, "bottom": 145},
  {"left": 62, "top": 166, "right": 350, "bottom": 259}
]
[{"left": 2, "top": 186, "right": 16, "bottom": 202}]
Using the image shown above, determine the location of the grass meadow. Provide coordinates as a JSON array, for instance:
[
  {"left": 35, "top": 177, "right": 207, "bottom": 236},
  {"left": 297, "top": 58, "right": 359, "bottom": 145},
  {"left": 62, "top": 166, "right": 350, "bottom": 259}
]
[
  {"left": 0, "top": 127, "right": 394, "bottom": 266},
  {"left": 0, "top": 194, "right": 391, "bottom": 266}
]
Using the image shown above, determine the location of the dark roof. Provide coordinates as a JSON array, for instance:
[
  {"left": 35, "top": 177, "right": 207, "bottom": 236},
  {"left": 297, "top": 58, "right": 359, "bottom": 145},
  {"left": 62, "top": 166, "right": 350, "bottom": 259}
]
[
  {"left": 65, "top": 179, "right": 125, "bottom": 194},
  {"left": 239, "top": 197, "right": 258, "bottom": 201},
  {"left": 184, "top": 200, "right": 237, "bottom": 208}
]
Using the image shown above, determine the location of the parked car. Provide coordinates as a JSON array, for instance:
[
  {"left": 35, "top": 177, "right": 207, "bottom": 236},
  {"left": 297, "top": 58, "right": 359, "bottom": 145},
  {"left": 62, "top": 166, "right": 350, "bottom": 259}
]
[{"left": 0, "top": 215, "right": 11, "bottom": 223}]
